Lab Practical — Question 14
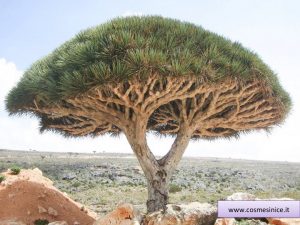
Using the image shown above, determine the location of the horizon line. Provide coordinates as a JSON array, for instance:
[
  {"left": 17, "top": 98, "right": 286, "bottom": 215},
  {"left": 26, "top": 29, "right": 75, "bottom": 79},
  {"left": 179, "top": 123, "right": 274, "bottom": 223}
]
[{"left": 1, "top": 148, "right": 299, "bottom": 164}]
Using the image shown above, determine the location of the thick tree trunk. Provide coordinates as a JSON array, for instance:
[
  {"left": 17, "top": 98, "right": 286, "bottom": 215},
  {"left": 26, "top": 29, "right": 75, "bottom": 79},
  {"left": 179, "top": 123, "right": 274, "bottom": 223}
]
[
  {"left": 125, "top": 132, "right": 168, "bottom": 213},
  {"left": 146, "top": 168, "right": 169, "bottom": 212}
]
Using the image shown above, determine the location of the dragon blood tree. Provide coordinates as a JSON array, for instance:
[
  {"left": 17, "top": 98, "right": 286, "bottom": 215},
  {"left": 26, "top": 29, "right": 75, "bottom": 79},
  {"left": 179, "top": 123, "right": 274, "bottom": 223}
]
[{"left": 6, "top": 16, "right": 291, "bottom": 212}]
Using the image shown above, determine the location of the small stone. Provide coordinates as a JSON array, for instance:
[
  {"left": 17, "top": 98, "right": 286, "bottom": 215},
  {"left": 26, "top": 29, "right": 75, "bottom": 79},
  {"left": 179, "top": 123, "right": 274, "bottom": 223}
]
[
  {"left": 33, "top": 168, "right": 43, "bottom": 176},
  {"left": 38, "top": 193, "right": 46, "bottom": 199},
  {"left": 62, "top": 173, "right": 77, "bottom": 180},
  {"left": 38, "top": 205, "right": 47, "bottom": 213},
  {"left": 48, "top": 207, "right": 58, "bottom": 216},
  {"left": 8, "top": 193, "right": 15, "bottom": 198},
  {"left": 48, "top": 222, "right": 68, "bottom": 225},
  {"left": 214, "top": 218, "right": 237, "bottom": 225},
  {"left": 0, "top": 220, "right": 26, "bottom": 225},
  {"left": 226, "top": 192, "right": 256, "bottom": 200}
]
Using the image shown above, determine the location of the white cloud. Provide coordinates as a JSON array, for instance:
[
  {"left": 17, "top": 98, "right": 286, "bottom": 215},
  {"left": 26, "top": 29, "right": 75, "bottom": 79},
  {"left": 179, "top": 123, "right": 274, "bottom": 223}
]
[{"left": 0, "top": 58, "right": 23, "bottom": 112}]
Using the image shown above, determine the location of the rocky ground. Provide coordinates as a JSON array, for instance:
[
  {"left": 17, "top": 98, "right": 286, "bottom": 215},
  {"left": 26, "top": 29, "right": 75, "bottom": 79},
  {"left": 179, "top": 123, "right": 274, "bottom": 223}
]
[{"left": 0, "top": 149, "right": 299, "bottom": 216}]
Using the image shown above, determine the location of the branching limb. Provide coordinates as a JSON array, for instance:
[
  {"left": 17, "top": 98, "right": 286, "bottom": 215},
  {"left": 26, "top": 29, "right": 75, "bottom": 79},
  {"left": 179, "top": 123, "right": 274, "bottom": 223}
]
[{"left": 158, "top": 124, "right": 193, "bottom": 175}]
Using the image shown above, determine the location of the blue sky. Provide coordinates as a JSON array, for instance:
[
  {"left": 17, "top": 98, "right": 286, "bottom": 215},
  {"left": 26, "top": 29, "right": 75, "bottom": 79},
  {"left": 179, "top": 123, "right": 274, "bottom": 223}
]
[{"left": 0, "top": 0, "right": 300, "bottom": 162}]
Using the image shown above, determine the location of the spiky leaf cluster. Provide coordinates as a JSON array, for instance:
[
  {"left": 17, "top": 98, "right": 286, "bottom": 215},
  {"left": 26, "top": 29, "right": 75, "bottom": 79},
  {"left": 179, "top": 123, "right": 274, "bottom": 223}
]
[{"left": 6, "top": 16, "right": 291, "bottom": 114}]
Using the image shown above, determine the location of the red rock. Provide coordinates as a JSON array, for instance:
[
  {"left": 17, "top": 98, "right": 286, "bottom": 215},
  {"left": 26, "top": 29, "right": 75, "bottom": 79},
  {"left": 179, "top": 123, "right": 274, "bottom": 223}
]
[
  {"left": 93, "top": 203, "right": 141, "bottom": 225},
  {"left": 267, "top": 218, "right": 300, "bottom": 225},
  {"left": 144, "top": 202, "right": 217, "bottom": 225},
  {"left": 214, "top": 218, "right": 236, "bottom": 225},
  {"left": 0, "top": 168, "right": 97, "bottom": 225}
]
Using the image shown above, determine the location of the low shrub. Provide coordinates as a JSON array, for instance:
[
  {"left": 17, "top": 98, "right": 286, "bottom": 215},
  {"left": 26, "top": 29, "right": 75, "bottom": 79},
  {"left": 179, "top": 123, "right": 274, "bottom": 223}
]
[
  {"left": 169, "top": 184, "right": 182, "bottom": 193},
  {"left": 34, "top": 219, "right": 49, "bottom": 225},
  {"left": 0, "top": 175, "right": 5, "bottom": 183},
  {"left": 72, "top": 181, "right": 81, "bottom": 188},
  {"left": 10, "top": 166, "right": 21, "bottom": 175}
]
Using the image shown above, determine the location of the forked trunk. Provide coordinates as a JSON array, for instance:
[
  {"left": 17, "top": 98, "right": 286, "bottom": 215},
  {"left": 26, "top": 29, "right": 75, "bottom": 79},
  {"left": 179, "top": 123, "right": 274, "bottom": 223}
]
[{"left": 125, "top": 123, "right": 192, "bottom": 213}]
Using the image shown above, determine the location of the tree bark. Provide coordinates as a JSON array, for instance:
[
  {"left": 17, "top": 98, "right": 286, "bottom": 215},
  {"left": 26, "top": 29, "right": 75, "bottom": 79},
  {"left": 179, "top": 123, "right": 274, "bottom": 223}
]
[
  {"left": 125, "top": 122, "right": 192, "bottom": 213},
  {"left": 125, "top": 131, "right": 168, "bottom": 212},
  {"left": 158, "top": 126, "right": 193, "bottom": 174},
  {"left": 146, "top": 167, "right": 169, "bottom": 213}
]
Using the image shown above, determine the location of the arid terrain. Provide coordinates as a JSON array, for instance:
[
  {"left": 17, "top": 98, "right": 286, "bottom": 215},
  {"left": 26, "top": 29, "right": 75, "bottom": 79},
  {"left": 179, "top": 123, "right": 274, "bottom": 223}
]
[{"left": 1, "top": 149, "right": 299, "bottom": 216}]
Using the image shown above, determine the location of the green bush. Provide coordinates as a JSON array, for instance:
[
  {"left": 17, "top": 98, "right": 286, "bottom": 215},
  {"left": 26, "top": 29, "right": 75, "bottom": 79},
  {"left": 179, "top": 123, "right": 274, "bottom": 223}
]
[
  {"left": 169, "top": 184, "right": 182, "bottom": 193},
  {"left": 72, "top": 181, "right": 81, "bottom": 187},
  {"left": 10, "top": 166, "right": 21, "bottom": 175},
  {"left": 34, "top": 219, "right": 49, "bottom": 225},
  {"left": 0, "top": 175, "right": 5, "bottom": 183}
]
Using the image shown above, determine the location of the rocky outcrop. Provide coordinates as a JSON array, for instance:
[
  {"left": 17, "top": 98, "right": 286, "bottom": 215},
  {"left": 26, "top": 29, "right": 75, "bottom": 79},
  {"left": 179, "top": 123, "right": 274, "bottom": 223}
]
[
  {"left": 0, "top": 168, "right": 97, "bottom": 225},
  {"left": 93, "top": 203, "right": 141, "bottom": 225},
  {"left": 93, "top": 202, "right": 217, "bottom": 225},
  {"left": 143, "top": 202, "right": 217, "bottom": 225},
  {"left": 92, "top": 194, "right": 300, "bottom": 225},
  {"left": 92, "top": 203, "right": 217, "bottom": 225},
  {"left": 267, "top": 218, "right": 300, "bottom": 225},
  {"left": 214, "top": 218, "right": 236, "bottom": 225}
]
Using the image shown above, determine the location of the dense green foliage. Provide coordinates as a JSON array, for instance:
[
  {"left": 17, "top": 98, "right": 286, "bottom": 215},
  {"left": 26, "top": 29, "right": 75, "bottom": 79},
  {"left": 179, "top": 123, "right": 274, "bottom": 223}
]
[
  {"left": 0, "top": 175, "right": 5, "bottom": 183},
  {"left": 6, "top": 16, "right": 291, "bottom": 114},
  {"left": 10, "top": 165, "right": 21, "bottom": 175},
  {"left": 34, "top": 219, "right": 49, "bottom": 225}
]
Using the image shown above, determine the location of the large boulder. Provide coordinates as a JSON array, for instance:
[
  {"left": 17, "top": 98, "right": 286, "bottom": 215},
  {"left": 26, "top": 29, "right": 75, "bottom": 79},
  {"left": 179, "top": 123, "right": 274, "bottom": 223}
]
[
  {"left": 93, "top": 203, "right": 141, "bottom": 225},
  {"left": 0, "top": 168, "right": 97, "bottom": 225},
  {"left": 143, "top": 202, "right": 217, "bottom": 225},
  {"left": 214, "top": 218, "right": 236, "bottom": 225},
  {"left": 267, "top": 218, "right": 300, "bottom": 225}
]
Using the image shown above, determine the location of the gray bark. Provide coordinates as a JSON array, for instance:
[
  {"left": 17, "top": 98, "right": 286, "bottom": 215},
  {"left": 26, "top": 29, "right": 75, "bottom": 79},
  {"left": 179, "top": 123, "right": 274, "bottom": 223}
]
[
  {"left": 146, "top": 167, "right": 169, "bottom": 212},
  {"left": 125, "top": 123, "right": 192, "bottom": 213},
  {"left": 158, "top": 127, "right": 193, "bottom": 174}
]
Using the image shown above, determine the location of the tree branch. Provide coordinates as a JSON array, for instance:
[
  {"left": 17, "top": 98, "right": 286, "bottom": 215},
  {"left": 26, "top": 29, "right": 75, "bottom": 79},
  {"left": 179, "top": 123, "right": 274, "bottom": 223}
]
[
  {"left": 124, "top": 117, "right": 160, "bottom": 181},
  {"left": 158, "top": 124, "right": 193, "bottom": 174}
]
